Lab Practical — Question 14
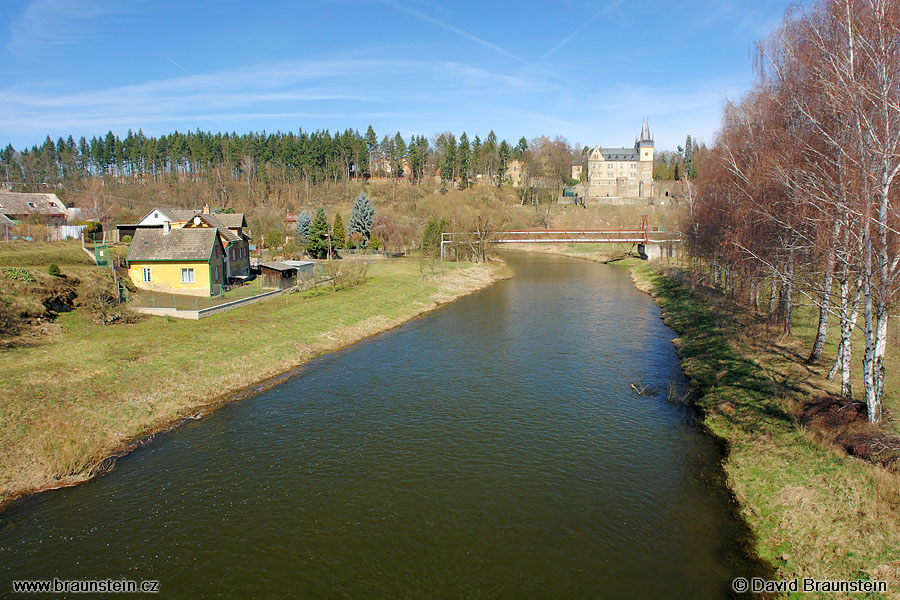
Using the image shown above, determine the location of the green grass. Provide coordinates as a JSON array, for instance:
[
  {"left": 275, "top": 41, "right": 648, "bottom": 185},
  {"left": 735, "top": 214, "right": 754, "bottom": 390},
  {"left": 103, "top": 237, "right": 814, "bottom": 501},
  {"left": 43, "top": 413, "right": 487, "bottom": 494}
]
[
  {"left": 0, "top": 240, "right": 94, "bottom": 267},
  {"left": 0, "top": 257, "right": 502, "bottom": 508},
  {"left": 625, "top": 261, "right": 900, "bottom": 598}
]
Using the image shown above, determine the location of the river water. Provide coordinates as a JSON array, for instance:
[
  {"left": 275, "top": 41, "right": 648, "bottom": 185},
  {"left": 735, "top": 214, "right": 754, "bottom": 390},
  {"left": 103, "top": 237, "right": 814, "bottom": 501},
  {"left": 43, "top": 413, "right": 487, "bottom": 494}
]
[{"left": 0, "top": 252, "right": 762, "bottom": 598}]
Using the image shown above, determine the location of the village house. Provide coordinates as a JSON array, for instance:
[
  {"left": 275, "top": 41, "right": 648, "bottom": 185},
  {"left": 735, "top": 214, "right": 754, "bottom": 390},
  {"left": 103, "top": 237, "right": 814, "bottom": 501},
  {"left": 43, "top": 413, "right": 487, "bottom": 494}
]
[
  {"left": 127, "top": 225, "right": 227, "bottom": 296},
  {"left": 0, "top": 191, "right": 68, "bottom": 226},
  {"left": 180, "top": 209, "right": 251, "bottom": 281},
  {"left": 506, "top": 159, "right": 526, "bottom": 187},
  {"left": 121, "top": 205, "right": 251, "bottom": 281}
]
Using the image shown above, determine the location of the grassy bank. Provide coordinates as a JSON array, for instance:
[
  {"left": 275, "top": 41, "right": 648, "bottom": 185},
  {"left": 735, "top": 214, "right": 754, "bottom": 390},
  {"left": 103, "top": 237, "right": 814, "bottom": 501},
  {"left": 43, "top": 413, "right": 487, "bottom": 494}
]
[
  {"left": 626, "top": 260, "right": 900, "bottom": 598},
  {"left": 0, "top": 254, "right": 507, "bottom": 509}
]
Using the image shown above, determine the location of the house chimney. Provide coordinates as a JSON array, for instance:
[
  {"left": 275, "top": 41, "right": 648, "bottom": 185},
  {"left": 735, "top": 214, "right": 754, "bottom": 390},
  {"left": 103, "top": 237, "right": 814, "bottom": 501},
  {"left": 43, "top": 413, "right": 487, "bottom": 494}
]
[
  {"left": 164, "top": 221, "right": 170, "bottom": 234},
  {"left": 203, "top": 203, "right": 210, "bottom": 214}
]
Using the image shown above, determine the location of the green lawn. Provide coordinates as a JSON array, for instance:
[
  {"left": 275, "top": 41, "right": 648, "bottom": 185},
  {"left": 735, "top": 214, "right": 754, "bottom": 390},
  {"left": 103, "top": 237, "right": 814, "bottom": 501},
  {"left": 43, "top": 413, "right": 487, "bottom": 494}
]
[
  {"left": 0, "top": 239, "right": 96, "bottom": 267},
  {"left": 0, "top": 257, "right": 501, "bottom": 508}
]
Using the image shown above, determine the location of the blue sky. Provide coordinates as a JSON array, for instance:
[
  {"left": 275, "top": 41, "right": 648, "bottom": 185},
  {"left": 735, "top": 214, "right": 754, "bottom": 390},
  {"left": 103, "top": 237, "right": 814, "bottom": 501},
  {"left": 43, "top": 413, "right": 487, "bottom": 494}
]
[{"left": 0, "top": 0, "right": 795, "bottom": 151}]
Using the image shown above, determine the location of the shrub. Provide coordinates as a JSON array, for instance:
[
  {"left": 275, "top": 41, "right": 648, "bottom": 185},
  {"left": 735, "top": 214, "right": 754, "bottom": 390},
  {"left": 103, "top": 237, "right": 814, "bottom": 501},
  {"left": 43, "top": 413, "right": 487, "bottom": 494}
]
[
  {"left": 48, "top": 263, "right": 61, "bottom": 277},
  {"left": 83, "top": 221, "right": 102, "bottom": 241},
  {"left": 324, "top": 260, "right": 369, "bottom": 289},
  {"left": 422, "top": 216, "right": 449, "bottom": 258},
  {"left": 369, "top": 231, "right": 382, "bottom": 251},
  {"left": 121, "top": 235, "right": 132, "bottom": 243},
  {"left": 77, "top": 272, "right": 138, "bottom": 325},
  {"left": 264, "top": 229, "right": 284, "bottom": 250}
]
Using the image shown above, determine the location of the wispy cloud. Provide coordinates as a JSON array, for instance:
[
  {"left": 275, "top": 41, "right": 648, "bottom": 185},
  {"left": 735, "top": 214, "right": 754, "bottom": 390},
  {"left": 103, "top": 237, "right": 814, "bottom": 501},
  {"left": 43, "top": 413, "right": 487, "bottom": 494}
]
[
  {"left": 378, "top": 0, "right": 524, "bottom": 62},
  {"left": 0, "top": 56, "right": 543, "bottom": 140},
  {"left": 541, "top": 0, "right": 624, "bottom": 60},
  {"left": 5, "top": 0, "right": 140, "bottom": 55}
]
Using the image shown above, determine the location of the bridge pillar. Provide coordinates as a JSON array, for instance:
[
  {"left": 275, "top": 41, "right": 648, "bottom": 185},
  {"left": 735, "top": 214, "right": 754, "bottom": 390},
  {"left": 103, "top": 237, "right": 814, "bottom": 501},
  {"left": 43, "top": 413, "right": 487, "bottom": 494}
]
[{"left": 639, "top": 243, "right": 664, "bottom": 261}]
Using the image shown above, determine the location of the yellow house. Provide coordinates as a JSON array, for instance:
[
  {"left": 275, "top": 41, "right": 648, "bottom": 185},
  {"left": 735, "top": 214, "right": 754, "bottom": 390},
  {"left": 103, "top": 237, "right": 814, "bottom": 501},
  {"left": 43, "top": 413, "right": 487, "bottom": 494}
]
[{"left": 127, "top": 226, "right": 226, "bottom": 296}]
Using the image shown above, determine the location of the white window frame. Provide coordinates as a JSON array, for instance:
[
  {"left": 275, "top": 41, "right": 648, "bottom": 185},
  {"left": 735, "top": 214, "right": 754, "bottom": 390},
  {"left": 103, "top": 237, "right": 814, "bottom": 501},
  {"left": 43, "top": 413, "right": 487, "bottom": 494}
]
[
  {"left": 142, "top": 267, "right": 152, "bottom": 282},
  {"left": 181, "top": 268, "right": 195, "bottom": 283}
]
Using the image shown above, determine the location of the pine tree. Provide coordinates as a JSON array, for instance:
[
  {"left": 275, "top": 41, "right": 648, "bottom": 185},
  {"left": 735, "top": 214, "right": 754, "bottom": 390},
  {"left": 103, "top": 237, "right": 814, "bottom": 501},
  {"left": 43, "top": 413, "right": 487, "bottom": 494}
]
[
  {"left": 458, "top": 132, "right": 470, "bottom": 189},
  {"left": 498, "top": 140, "right": 511, "bottom": 183},
  {"left": 514, "top": 137, "right": 528, "bottom": 160},
  {"left": 348, "top": 192, "right": 376, "bottom": 247},
  {"left": 441, "top": 135, "right": 457, "bottom": 184},
  {"left": 365, "top": 125, "right": 378, "bottom": 174},
  {"left": 295, "top": 210, "right": 311, "bottom": 237},
  {"left": 684, "top": 135, "right": 693, "bottom": 179},
  {"left": 307, "top": 207, "right": 329, "bottom": 259},
  {"left": 332, "top": 212, "right": 346, "bottom": 249},
  {"left": 393, "top": 132, "right": 407, "bottom": 176}
]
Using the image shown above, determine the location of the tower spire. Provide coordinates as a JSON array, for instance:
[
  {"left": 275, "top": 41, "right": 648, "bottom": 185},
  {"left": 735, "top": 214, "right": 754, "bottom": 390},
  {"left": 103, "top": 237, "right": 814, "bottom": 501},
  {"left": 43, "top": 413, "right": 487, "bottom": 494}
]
[{"left": 640, "top": 119, "right": 651, "bottom": 143}]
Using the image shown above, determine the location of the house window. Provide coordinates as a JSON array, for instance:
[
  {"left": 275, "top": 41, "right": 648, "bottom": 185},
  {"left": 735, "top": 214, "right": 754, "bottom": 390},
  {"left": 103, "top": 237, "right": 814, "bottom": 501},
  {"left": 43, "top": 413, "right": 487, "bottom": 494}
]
[
  {"left": 142, "top": 267, "right": 152, "bottom": 282},
  {"left": 214, "top": 265, "right": 219, "bottom": 281},
  {"left": 231, "top": 247, "right": 235, "bottom": 260},
  {"left": 154, "top": 212, "right": 158, "bottom": 219},
  {"left": 181, "top": 268, "right": 195, "bottom": 283},
  {"left": 27, "top": 202, "right": 36, "bottom": 209}
]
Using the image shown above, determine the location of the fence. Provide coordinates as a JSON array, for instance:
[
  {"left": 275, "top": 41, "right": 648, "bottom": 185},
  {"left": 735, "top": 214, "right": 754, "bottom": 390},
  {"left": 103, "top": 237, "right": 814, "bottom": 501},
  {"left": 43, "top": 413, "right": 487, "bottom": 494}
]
[
  {"left": 135, "top": 280, "right": 275, "bottom": 312},
  {"left": 132, "top": 289, "right": 282, "bottom": 320},
  {"left": 54, "top": 225, "right": 86, "bottom": 241}
]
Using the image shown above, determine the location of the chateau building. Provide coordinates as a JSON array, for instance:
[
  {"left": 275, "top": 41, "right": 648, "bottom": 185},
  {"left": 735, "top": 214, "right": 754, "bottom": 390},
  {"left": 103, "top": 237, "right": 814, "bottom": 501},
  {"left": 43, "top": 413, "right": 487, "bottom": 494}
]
[{"left": 580, "top": 121, "right": 655, "bottom": 198}]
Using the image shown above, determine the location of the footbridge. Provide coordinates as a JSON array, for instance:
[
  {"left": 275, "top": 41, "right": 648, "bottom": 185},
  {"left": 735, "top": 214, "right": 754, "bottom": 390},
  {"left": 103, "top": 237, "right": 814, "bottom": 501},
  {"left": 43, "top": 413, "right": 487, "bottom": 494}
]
[{"left": 440, "top": 216, "right": 682, "bottom": 260}]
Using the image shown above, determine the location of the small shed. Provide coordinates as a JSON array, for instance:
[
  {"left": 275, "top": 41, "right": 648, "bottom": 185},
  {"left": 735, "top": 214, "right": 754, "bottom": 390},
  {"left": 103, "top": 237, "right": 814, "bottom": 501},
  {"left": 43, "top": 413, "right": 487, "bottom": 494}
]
[
  {"left": 281, "top": 260, "right": 316, "bottom": 280},
  {"left": 259, "top": 261, "right": 298, "bottom": 289}
]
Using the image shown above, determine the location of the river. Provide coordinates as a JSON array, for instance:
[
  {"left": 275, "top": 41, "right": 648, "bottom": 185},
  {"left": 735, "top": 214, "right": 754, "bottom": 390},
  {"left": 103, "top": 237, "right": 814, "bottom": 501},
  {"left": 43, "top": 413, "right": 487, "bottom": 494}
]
[{"left": 0, "top": 252, "right": 763, "bottom": 598}]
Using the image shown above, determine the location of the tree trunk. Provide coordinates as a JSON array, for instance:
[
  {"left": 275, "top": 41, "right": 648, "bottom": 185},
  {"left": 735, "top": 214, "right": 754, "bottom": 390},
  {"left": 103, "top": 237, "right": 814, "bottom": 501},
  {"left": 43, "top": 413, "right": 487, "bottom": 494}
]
[
  {"left": 808, "top": 248, "right": 836, "bottom": 363},
  {"left": 862, "top": 233, "right": 880, "bottom": 423},
  {"left": 783, "top": 249, "right": 794, "bottom": 335},
  {"left": 769, "top": 271, "right": 778, "bottom": 317}
]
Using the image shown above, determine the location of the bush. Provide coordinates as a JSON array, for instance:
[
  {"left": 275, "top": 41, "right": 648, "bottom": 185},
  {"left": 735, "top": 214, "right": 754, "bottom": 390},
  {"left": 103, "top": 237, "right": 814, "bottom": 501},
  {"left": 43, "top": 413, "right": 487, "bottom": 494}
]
[
  {"left": 264, "top": 229, "right": 284, "bottom": 250},
  {"left": 121, "top": 235, "right": 132, "bottom": 243},
  {"left": 48, "top": 263, "right": 61, "bottom": 277},
  {"left": 324, "top": 260, "right": 370, "bottom": 289},
  {"left": 369, "top": 231, "right": 382, "bottom": 251},
  {"left": 84, "top": 221, "right": 102, "bottom": 237},
  {"left": 77, "top": 272, "right": 138, "bottom": 325}
]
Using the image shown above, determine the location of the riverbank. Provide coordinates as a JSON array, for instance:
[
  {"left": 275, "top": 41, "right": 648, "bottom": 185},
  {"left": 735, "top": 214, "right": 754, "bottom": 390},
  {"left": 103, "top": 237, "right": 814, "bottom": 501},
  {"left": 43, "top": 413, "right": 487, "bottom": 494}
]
[
  {"left": 0, "top": 258, "right": 509, "bottom": 511},
  {"left": 502, "top": 242, "right": 638, "bottom": 264},
  {"left": 626, "top": 261, "right": 900, "bottom": 597}
]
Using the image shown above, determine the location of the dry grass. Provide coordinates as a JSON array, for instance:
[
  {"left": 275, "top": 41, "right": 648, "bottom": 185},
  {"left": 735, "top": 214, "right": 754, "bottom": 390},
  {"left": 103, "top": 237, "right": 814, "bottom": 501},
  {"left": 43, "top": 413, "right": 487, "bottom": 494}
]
[{"left": 0, "top": 258, "right": 505, "bottom": 510}]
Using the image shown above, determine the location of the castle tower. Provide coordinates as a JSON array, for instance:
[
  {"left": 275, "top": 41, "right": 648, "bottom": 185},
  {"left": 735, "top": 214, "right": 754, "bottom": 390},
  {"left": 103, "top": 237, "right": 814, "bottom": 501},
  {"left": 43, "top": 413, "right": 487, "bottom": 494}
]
[{"left": 636, "top": 120, "right": 654, "bottom": 163}]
